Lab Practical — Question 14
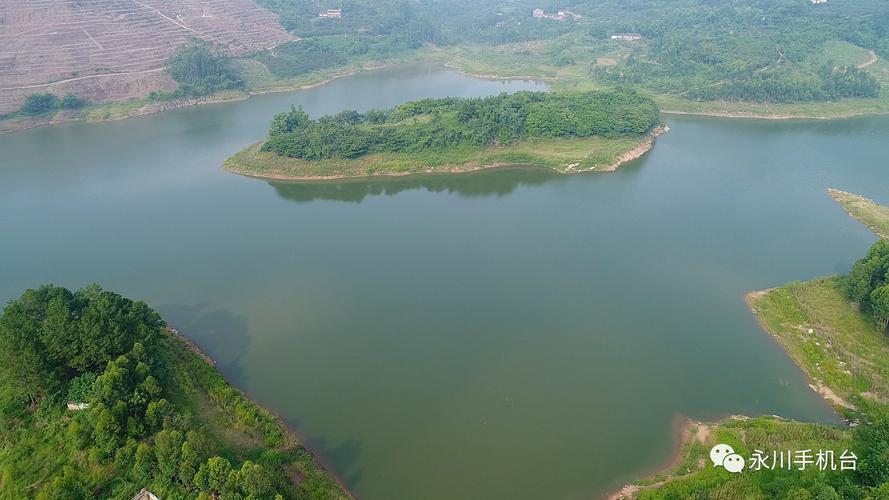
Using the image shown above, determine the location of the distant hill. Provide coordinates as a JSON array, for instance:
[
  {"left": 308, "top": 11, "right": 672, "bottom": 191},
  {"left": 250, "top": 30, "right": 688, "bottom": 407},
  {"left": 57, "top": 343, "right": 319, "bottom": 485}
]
[{"left": 0, "top": 0, "right": 293, "bottom": 113}]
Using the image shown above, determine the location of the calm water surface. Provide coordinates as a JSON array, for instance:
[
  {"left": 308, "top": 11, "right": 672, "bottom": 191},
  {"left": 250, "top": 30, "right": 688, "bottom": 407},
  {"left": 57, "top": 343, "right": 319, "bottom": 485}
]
[{"left": 2, "top": 65, "right": 887, "bottom": 499}]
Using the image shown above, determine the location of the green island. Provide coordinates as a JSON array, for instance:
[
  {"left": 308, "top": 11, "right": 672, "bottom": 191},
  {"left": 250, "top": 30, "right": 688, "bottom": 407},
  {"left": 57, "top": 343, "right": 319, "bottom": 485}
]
[
  {"left": 224, "top": 89, "right": 663, "bottom": 180},
  {"left": 614, "top": 193, "right": 889, "bottom": 499},
  {"left": 0, "top": 285, "right": 349, "bottom": 499}
]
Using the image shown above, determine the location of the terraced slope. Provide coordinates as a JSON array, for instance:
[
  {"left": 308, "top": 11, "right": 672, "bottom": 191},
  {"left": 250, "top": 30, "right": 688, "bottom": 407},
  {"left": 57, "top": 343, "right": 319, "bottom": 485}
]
[{"left": 0, "top": 0, "right": 294, "bottom": 112}]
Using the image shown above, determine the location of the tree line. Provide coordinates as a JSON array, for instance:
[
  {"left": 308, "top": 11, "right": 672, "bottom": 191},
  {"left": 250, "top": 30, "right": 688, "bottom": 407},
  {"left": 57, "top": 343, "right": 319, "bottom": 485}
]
[
  {"left": 163, "top": 40, "right": 243, "bottom": 98},
  {"left": 589, "top": 0, "right": 883, "bottom": 103},
  {"left": 261, "top": 89, "right": 660, "bottom": 161},
  {"left": 19, "top": 93, "right": 86, "bottom": 116},
  {"left": 0, "top": 285, "right": 336, "bottom": 499},
  {"left": 846, "top": 240, "right": 889, "bottom": 331}
]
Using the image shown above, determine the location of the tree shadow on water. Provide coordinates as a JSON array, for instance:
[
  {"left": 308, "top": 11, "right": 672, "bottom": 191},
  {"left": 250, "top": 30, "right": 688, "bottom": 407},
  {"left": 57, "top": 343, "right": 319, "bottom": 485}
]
[
  {"left": 155, "top": 303, "right": 251, "bottom": 383},
  {"left": 309, "top": 434, "right": 366, "bottom": 489},
  {"left": 269, "top": 166, "right": 563, "bottom": 204}
]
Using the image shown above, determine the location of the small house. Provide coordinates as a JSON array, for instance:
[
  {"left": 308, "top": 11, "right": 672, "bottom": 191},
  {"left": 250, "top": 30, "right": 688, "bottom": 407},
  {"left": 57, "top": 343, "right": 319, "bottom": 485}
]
[
  {"left": 319, "top": 8, "right": 342, "bottom": 18},
  {"left": 611, "top": 33, "right": 642, "bottom": 41},
  {"left": 66, "top": 401, "right": 91, "bottom": 411}
]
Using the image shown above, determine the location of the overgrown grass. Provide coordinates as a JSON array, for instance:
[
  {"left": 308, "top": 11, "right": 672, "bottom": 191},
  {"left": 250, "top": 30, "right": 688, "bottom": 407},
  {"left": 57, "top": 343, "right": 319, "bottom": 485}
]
[
  {"left": 636, "top": 416, "right": 855, "bottom": 500},
  {"left": 224, "top": 134, "right": 650, "bottom": 180},
  {"left": 829, "top": 189, "right": 889, "bottom": 240}
]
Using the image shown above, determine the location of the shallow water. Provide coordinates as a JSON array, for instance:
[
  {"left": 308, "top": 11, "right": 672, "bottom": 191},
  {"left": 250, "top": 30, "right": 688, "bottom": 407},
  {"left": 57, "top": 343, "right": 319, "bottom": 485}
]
[{"left": 2, "top": 65, "right": 887, "bottom": 499}]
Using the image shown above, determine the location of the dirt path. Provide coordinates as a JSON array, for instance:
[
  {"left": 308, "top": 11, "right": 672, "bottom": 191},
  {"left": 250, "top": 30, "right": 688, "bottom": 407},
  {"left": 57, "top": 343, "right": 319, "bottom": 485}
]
[
  {"left": 0, "top": 67, "right": 166, "bottom": 91},
  {"left": 859, "top": 50, "right": 878, "bottom": 69}
]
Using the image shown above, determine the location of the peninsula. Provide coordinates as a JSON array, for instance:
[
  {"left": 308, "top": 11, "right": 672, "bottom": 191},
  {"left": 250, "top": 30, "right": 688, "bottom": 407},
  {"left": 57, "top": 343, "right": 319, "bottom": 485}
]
[
  {"left": 224, "top": 89, "right": 663, "bottom": 180},
  {"left": 613, "top": 191, "right": 889, "bottom": 498},
  {"left": 0, "top": 285, "right": 350, "bottom": 499}
]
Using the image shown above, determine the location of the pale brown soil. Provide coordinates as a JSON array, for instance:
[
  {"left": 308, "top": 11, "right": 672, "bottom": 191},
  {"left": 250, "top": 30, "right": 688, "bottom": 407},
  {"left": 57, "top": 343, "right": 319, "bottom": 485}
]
[
  {"left": 858, "top": 50, "right": 878, "bottom": 69},
  {"left": 810, "top": 383, "right": 856, "bottom": 410},
  {"left": 594, "top": 125, "right": 669, "bottom": 172},
  {"left": 0, "top": 0, "right": 293, "bottom": 113},
  {"left": 607, "top": 418, "right": 713, "bottom": 500}
]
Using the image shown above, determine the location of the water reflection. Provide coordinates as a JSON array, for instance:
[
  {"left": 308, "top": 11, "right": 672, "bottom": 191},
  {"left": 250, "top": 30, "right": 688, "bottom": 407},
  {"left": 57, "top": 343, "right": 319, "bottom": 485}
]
[
  {"left": 268, "top": 167, "right": 563, "bottom": 204},
  {"left": 156, "top": 302, "right": 251, "bottom": 382}
]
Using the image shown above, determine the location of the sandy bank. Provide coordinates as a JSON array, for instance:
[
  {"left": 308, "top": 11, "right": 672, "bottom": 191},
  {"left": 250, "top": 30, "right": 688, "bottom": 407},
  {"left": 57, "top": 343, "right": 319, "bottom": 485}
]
[{"left": 225, "top": 126, "right": 668, "bottom": 182}]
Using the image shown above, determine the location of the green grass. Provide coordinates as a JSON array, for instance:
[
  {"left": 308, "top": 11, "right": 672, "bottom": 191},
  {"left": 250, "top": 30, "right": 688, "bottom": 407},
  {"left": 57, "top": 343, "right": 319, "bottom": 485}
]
[
  {"left": 635, "top": 416, "right": 854, "bottom": 500},
  {"left": 829, "top": 189, "right": 889, "bottom": 240},
  {"left": 224, "top": 134, "right": 653, "bottom": 180},
  {"left": 751, "top": 280, "right": 889, "bottom": 411}
]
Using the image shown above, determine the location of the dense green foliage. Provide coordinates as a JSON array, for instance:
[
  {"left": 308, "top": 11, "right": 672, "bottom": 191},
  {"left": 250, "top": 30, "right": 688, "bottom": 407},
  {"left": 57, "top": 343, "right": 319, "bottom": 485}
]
[
  {"left": 591, "top": 0, "right": 883, "bottom": 102},
  {"left": 258, "top": 0, "right": 575, "bottom": 46},
  {"left": 167, "top": 41, "right": 242, "bottom": 97},
  {"left": 250, "top": 0, "right": 580, "bottom": 78},
  {"left": 261, "top": 89, "right": 658, "bottom": 160},
  {"left": 846, "top": 240, "right": 889, "bottom": 331},
  {"left": 20, "top": 93, "right": 85, "bottom": 116},
  {"left": 250, "top": 0, "right": 886, "bottom": 104},
  {"left": 256, "top": 40, "right": 347, "bottom": 78},
  {"left": 0, "top": 285, "right": 345, "bottom": 499}
]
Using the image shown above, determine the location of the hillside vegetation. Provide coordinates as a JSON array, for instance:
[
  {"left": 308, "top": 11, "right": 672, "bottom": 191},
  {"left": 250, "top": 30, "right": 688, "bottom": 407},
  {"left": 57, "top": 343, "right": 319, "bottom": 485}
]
[
  {"left": 0, "top": 285, "right": 348, "bottom": 499},
  {"left": 252, "top": 0, "right": 888, "bottom": 106},
  {"left": 6, "top": 0, "right": 889, "bottom": 130}
]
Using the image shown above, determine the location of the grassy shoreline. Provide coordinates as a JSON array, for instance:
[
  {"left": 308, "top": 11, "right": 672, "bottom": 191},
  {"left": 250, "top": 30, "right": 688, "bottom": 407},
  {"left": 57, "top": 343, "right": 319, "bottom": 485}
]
[
  {"left": 223, "top": 126, "right": 666, "bottom": 181},
  {"left": 611, "top": 278, "right": 877, "bottom": 499},
  {"left": 0, "top": 56, "right": 423, "bottom": 136},
  {"left": 164, "top": 326, "right": 354, "bottom": 499},
  {"left": 829, "top": 189, "right": 889, "bottom": 240},
  {"left": 611, "top": 189, "right": 889, "bottom": 498}
]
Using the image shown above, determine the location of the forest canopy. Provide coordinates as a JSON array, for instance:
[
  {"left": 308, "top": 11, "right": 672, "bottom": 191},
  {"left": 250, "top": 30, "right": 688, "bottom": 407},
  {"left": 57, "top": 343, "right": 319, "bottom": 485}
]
[
  {"left": 0, "top": 285, "right": 344, "bottom": 499},
  {"left": 260, "top": 89, "right": 660, "bottom": 161},
  {"left": 251, "top": 0, "right": 886, "bottom": 104},
  {"left": 167, "top": 41, "right": 242, "bottom": 97},
  {"left": 846, "top": 240, "right": 889, "bottom": 331}
]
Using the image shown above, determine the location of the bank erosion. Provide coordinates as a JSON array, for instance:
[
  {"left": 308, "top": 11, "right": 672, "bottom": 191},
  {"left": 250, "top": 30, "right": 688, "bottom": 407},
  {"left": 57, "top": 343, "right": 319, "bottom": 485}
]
[{"left": 224, "top": 89, "right": 663, "bottom": 180}]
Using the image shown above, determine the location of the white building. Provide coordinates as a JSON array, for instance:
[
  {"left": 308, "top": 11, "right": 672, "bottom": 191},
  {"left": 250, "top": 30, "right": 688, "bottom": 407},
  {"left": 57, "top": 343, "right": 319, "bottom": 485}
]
[
  {"left": 611, "top": 33, "right": 642, "bottom": 41},
  {"left": 319, "top": 8, "right": 342, "bottom": 18}
]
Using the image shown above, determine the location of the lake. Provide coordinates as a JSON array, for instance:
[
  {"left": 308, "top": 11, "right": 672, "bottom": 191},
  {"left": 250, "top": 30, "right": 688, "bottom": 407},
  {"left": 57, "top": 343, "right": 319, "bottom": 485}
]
[{"left": 2, "top": 65, "right": 887, "bottom": 499}]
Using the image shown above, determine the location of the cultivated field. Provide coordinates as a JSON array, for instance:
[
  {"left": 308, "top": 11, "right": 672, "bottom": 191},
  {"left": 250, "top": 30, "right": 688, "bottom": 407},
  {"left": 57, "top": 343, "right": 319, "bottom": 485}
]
[{"left": 0, "top": 0, "right": 294, "bottom": 113}]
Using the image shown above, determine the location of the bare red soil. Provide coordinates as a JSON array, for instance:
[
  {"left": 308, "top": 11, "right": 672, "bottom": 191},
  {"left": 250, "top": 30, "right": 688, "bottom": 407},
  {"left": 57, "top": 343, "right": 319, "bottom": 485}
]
[{"left": 0, "top": 0, "right": 294, "bottom": 113}]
